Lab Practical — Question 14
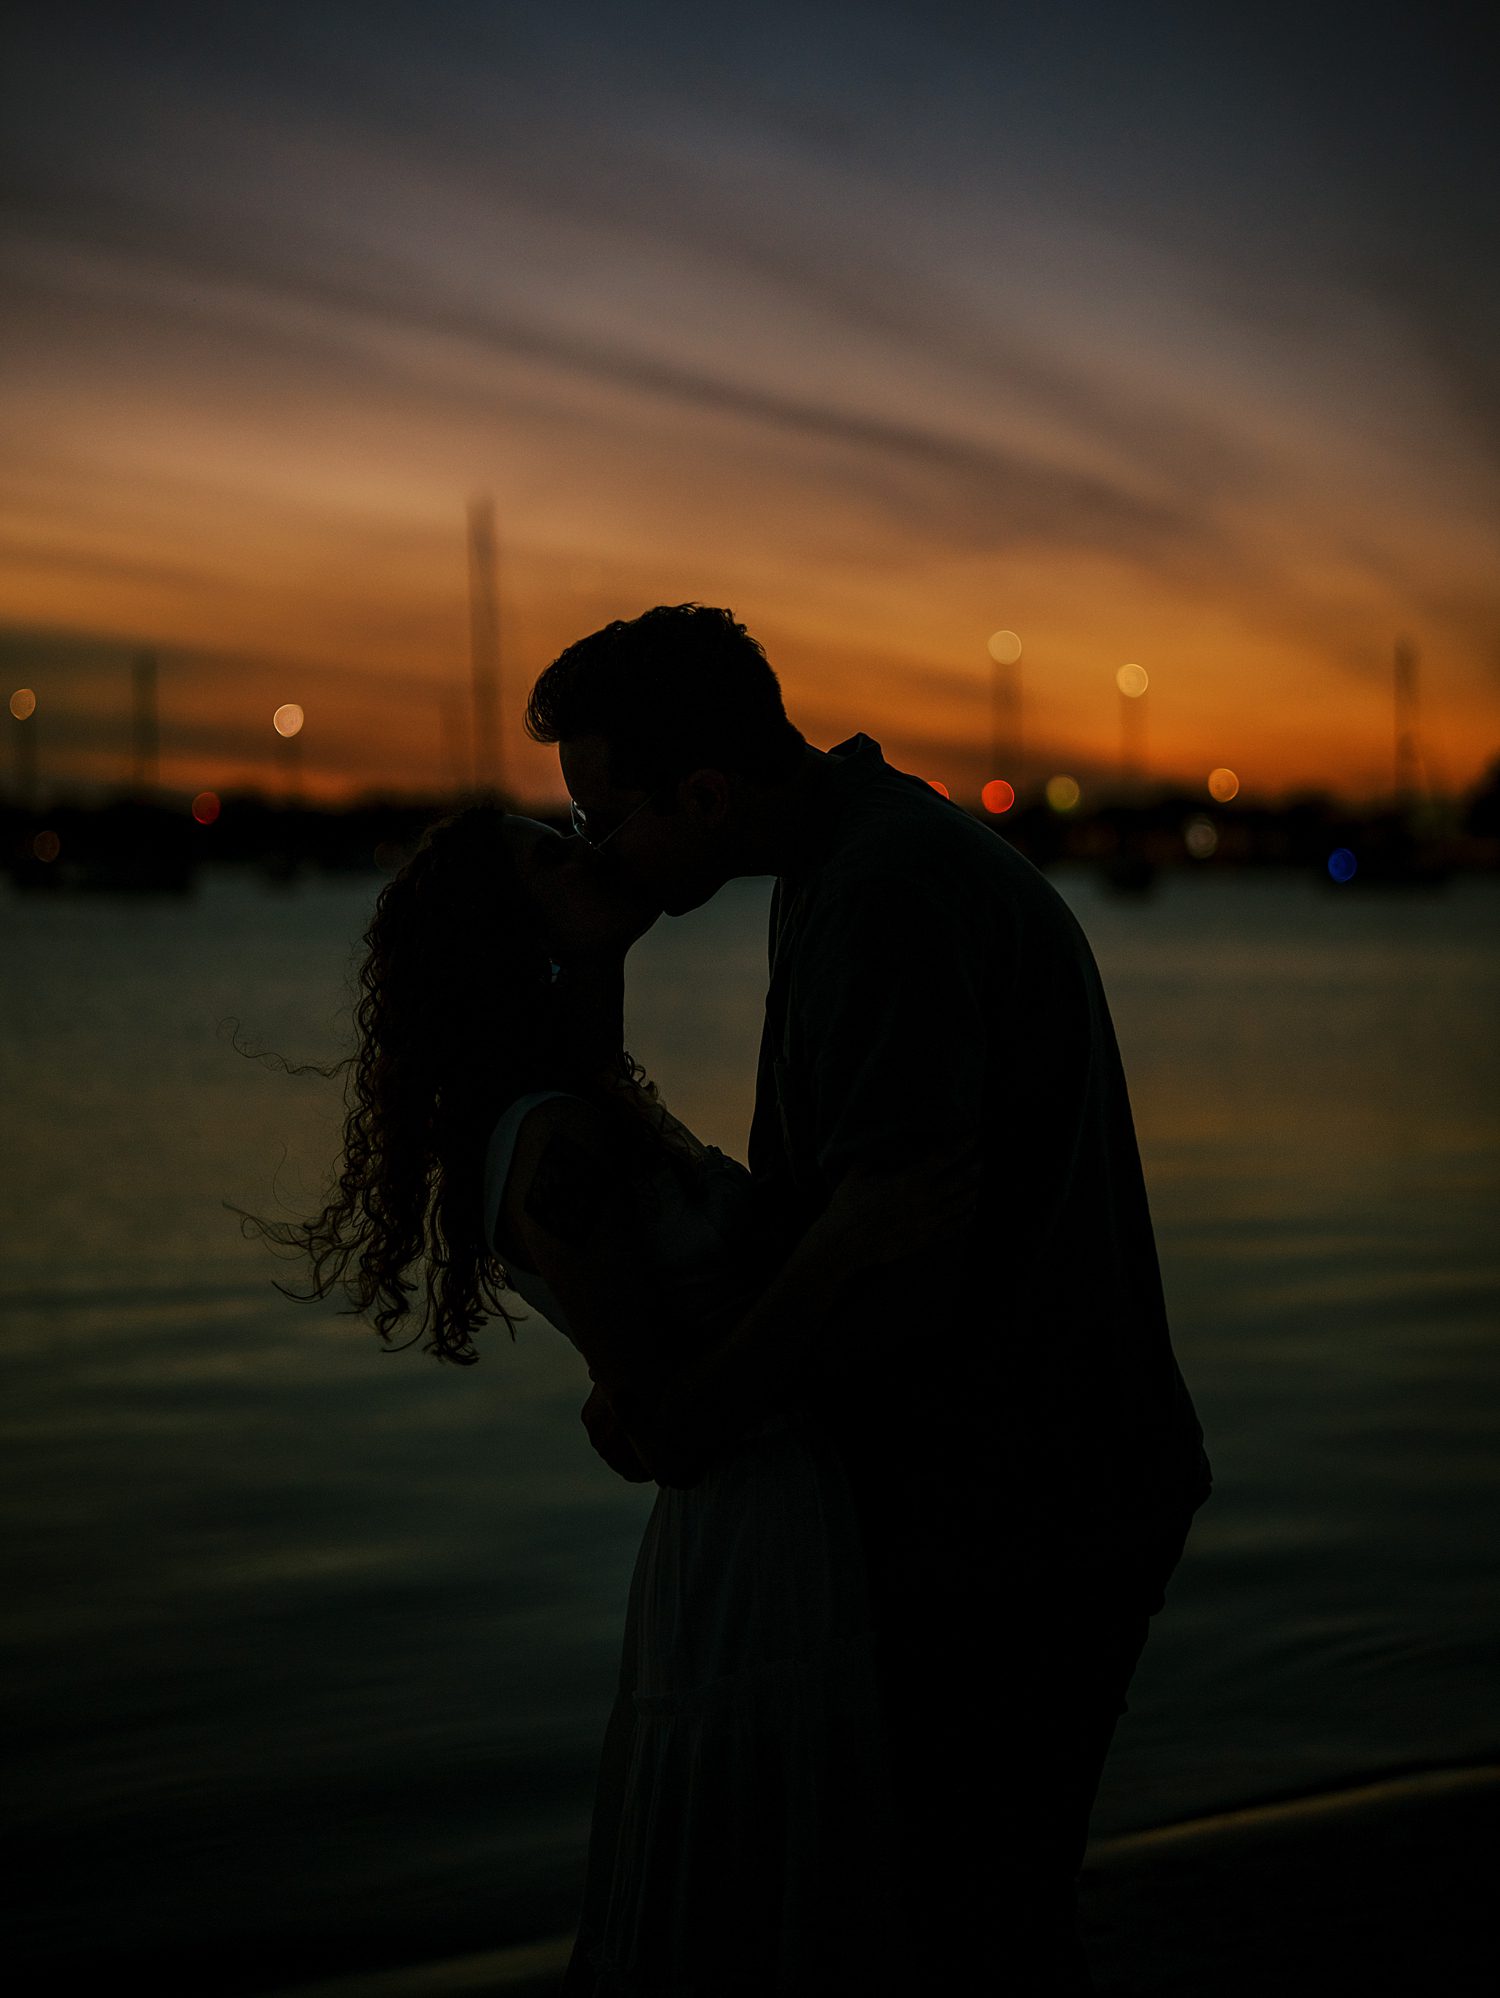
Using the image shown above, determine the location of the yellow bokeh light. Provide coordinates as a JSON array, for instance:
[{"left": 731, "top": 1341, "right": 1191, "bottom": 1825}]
[
  {"left": 10, "top": 688, "right": 37, "bottom": 720},
  {"left": 987, "top": 629, "right": 1022, "bottom": 665},
  {"left": 273, "top": 703, "right": 305, "bottom": 738},
  {"left": 1116, "top": 663, "right": 1149, "bottom": 698},
  {"left": 1208, "top": 766, "right": 1240, "bottom": 802},
  {"left": 1045, "top": 774, "right": 1081, "bottom": 813}
]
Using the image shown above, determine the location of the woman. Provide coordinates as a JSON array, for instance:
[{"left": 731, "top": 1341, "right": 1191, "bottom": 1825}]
[{"left": 253, "top": 803, "right": 917, "bottom": 1996}]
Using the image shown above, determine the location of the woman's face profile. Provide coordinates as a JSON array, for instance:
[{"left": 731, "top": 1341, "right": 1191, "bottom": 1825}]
[{"left": 504, "top": 817, "right": 661, "bottom": 958}]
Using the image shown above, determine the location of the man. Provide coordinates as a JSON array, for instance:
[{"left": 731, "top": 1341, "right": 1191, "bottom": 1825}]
[{"left": 526, "top": 603, "right": 1212, "bottom": 1993}]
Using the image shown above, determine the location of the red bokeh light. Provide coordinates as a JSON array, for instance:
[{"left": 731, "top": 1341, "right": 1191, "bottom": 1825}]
[
  {"left": 926, "top": 779, "right": 950, "bottom": 798},
  {"left": 982, "top": 778, "right": 1016, "bottom": 814},
  {"left": 191, "top": 790, "right": 221, "bottom": 825}
]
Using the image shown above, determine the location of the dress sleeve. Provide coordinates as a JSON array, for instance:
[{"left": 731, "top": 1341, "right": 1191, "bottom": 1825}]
[{"left": 792, "top": 868, "right": 989, "bottom": 1197}]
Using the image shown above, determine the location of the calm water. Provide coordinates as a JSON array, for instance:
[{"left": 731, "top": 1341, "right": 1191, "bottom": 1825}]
[{"left": 4, "top": 864, "right": 1498, "bottom": 1988}]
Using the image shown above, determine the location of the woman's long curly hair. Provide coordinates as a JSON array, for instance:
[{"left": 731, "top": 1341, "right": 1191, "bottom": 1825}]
[{"left": 235, "top": 802, "right": 658, "bottom": 1364}]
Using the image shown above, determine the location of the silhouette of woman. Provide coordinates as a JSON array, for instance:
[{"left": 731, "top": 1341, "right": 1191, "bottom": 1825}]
[{"left": 247, "top": 804, "right": 915, "bottom": 1996}]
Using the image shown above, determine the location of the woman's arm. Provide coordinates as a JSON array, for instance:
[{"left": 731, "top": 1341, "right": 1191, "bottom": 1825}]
[{"left": 500, "top": 1094, "right": 677, "bottom": 1407}]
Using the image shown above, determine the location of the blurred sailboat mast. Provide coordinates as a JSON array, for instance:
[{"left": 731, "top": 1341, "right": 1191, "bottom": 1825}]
[
  {"left": 131, "top": 652, "right": 159, "bottom": 799},
  {"left": 468, "top": 495, "right": 502, "bottom": 798},
  {"left": 11, "top": 694, "right": 40, "bottom": 806},
  {"left": 1394, "top": 637, "right": 1420, "bottom": 809}
]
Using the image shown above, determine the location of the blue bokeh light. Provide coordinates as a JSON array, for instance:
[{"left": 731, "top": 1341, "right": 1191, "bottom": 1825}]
[{"left": 1328, "top": 847, "right": 1357, "bottom": 883}]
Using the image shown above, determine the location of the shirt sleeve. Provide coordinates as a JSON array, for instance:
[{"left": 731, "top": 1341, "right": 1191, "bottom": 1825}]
[{"left": 791, "top": 867, "right": 989, "bottom": 1196}]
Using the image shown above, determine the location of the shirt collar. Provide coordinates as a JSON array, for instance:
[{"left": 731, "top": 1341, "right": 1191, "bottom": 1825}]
[{"left": 780, "top": 732, "right": 885, "bottom": 880}]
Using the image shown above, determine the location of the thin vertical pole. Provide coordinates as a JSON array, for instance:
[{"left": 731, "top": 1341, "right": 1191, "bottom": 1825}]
[
  {"left": 439, "top": 692, "right": 466, "bottom": 800},
  {"left": 15, "top": 712, "right": 38, "bottom": 807},
  {"left": 1394, "top": 637, "right": 1419, "bottom": 806},
  {"left": 132, "top": 652, "right": 159, "bottom": 797},
  {"left": 468, "top": 496, "right": 501, "bottom": 796},
  {"left": 1119, "top": 687, "right": 1147, "bottom": 788},
  {"left": 989, "top": 655, "right": 1023, "bottom": 792}
]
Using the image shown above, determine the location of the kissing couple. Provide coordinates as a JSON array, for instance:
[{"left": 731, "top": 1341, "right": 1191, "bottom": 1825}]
[{"left": 274, "top": 602, "right": 1212, "bottom": 1996}]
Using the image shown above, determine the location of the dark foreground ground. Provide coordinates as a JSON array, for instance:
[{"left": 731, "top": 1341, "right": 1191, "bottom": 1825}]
[{"left": 262, "top": 1762, "right": 1498, "bottom": 1996}]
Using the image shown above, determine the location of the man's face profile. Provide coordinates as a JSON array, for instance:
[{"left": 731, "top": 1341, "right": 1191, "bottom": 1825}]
[{"left": 559, "top": 734, "right": 728, "bottom": 918}]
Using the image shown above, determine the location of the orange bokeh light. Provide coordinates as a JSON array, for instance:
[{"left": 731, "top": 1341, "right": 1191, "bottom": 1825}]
[
  {"left": 982, "top": 778, "right": 1016, "bottom": 814},
  {"left": 927, "top": 778, "right": 950, "bottom": 797},
  {"left": 1207, "top": 766, "right": 1240, "bottom": 802}
]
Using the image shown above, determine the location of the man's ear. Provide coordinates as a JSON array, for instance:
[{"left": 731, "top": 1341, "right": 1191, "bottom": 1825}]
[{"left": 677, "top": 767, "right": 733, "bottom": 829}]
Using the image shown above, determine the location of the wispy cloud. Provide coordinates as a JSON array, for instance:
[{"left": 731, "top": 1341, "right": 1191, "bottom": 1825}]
[{"left": 2, "top": 2, "right": 1495, "bottom": 798}]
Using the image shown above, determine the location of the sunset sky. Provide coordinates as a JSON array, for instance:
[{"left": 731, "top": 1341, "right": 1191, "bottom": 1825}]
[{"left": 3, "top": 1, "right": 1496, "bottom": 806}]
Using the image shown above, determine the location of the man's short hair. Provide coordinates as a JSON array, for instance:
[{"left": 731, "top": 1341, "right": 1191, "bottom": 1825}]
[{"left": 524, "top": 603, "right": 806, "bottom": 794}]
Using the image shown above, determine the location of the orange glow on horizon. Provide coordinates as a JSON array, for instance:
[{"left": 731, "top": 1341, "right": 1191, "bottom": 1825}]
[{"left": 2, "top": 450, "right": 1494, "bottom": 806}]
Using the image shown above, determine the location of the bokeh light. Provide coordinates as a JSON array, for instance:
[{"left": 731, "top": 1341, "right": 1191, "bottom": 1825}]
[
  {"left": 926, "top": 778, "right": 950, "bottom": 798},
  {"left": 373, "top": 841, "right": 407, "bottom": 874},
  {"left": 191, "top": 790, "right": 221, "bottom": 825},
  {"left": 1045, "top": 774, "right": 1081, "bottom": 813},
  {"left": 1116, "top": 663, "right": 1149, "bottom": 698},
  {"left": 1328, "top": 847, "right": 1357, "bottom": 883},
  {"left": 272, "top": 703, "right": 305, "bottom": 738},
  {"left": 10, "top": 688, "right": 37, "bottom": 720},
  {"left": 30, "top": 830, "right": 60, "bottom": 863},
  {"left": 1208, "top": 767, "right": 1240, "bottom": 802},
  {"left": 987, "top": 630, "right": 1022, "bottom": 665},
  {"left": 1184, "top": 816, "right": 1219, "bottom": 859},
  {"left": 981, "top": 778, "right": 1016, "bottom": 814}
]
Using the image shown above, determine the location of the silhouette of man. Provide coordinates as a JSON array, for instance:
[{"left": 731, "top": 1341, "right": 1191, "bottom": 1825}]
[{"left": 527, "top": 604, "right": 1212, "bottom": 1993}]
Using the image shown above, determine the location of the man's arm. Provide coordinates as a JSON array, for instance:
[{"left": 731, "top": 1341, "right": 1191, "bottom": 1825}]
[
  {"left": 608, "top": 1139, "right": 979, "bottom": 1485},
  {"left": 580, "top": 1377, "right": 655, "bottom": 1482},
  {"left": 611, "top": 866, "right": 991, "bottom": 1486}
]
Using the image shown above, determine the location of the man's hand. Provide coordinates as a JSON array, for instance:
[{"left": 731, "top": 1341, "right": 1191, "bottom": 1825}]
[
  {"left": 600, "top": 1357, "right": 758, "bottom": 1492},
  {"left": 580, "top": 1380, "right": 654, "bottom": 1483}
]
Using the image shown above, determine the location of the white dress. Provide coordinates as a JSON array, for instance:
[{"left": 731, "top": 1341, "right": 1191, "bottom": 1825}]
[{"left": 483, "top": 1092, "right": 916, "bottom": 1997}]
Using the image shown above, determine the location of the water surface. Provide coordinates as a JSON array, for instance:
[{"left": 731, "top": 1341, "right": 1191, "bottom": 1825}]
[{"left": 4, "top": 865, "right": 1497, "bottom": 1986}]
